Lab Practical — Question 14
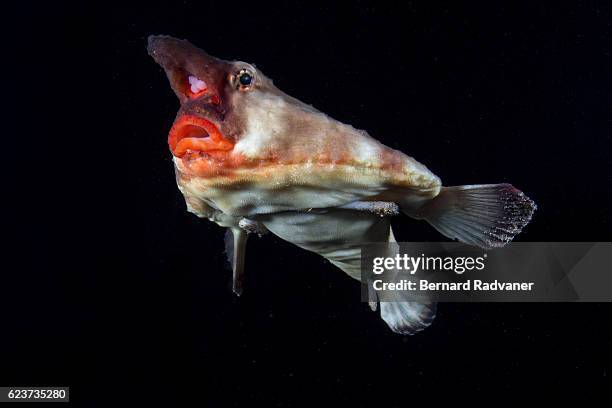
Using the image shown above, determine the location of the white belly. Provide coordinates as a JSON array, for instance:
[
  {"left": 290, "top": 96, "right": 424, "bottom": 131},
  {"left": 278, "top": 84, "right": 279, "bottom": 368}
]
[{"left": 254, "top": 209, "right": 393, "bottom": 280}]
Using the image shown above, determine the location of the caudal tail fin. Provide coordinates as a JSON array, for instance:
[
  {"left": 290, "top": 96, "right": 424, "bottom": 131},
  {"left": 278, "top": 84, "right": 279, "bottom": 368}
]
[{"left": 411, "top": 184, "right": 536, "bottom": 249}]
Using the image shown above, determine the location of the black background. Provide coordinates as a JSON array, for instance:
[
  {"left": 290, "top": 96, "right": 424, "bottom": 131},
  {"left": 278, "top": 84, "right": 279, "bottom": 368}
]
[{"left": 3, "top": 1, "right": 611, "bottom": 405}]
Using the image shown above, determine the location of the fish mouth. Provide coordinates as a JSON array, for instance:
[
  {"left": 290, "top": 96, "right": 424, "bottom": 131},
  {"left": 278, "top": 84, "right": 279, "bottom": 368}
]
[{"left": 168, "top": 115, "right": 234, "bottom": 158}]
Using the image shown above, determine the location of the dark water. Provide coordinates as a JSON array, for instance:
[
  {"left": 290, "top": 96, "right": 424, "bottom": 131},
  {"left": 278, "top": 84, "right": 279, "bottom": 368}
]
[{"left": 3, "top": 1, "right": 611, "bottom": 405}]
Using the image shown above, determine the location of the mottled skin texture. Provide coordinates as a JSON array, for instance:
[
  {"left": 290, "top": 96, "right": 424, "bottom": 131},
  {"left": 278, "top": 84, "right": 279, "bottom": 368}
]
[{"left": 148, "top": 36, "right": 441, "bottom": 219}]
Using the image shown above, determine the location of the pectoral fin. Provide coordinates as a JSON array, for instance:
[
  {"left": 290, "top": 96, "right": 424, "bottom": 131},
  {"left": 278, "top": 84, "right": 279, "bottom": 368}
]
[{"left": 224, "top": 227, "right": 248, "bottom": 296}]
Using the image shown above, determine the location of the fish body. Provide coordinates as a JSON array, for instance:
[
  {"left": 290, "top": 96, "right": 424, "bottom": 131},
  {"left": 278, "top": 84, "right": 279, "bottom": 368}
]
[{"left": 148, "top": 35, "right": 535, "bottom": 334}]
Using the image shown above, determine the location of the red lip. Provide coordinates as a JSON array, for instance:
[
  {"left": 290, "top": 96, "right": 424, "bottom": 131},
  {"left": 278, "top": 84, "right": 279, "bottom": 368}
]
[{"left": 168, "top": 115, "right": 234, "bottom": 158}]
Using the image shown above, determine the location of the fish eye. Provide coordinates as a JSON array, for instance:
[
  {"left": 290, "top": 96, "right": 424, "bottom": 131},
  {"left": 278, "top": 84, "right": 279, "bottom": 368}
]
[
  {"left": 233, "top": 68, "right": 255, "bottom": 91},
  {"left": 239, "top": 72, "right": 252, "bottom": 86}
]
